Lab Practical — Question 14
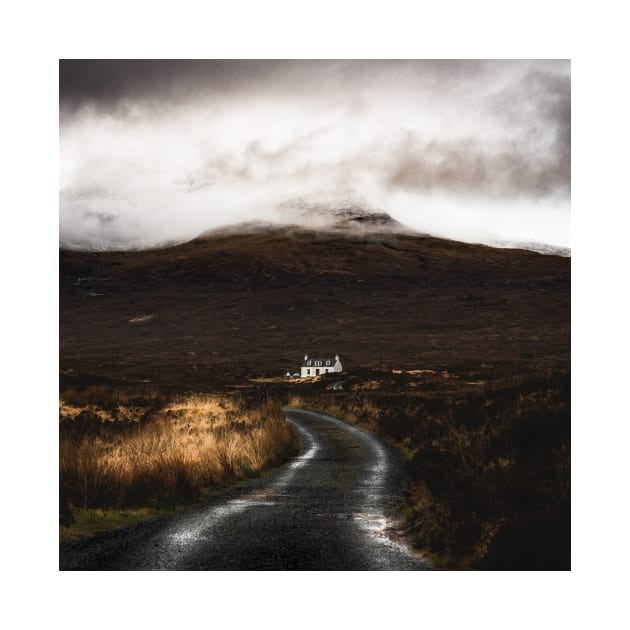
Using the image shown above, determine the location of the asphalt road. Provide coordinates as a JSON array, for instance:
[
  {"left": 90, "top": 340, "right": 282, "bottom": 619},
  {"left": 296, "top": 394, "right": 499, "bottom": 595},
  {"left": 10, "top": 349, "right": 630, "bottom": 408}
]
[{"left": 60, "top": 409, "right": 431, "bottom": 570}]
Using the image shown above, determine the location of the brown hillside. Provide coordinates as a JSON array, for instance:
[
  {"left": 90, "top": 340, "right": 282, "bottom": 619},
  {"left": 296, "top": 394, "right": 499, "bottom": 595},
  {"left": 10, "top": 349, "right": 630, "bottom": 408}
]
[{"left": 60, "top": 228, "right": 570, "bottom": 389}]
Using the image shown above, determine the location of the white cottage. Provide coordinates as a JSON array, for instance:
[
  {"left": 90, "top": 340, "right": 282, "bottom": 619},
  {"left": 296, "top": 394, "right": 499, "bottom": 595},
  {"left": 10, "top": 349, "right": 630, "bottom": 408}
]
[{"left": 300, "top": 353, "right": 343, "bottom": 378}]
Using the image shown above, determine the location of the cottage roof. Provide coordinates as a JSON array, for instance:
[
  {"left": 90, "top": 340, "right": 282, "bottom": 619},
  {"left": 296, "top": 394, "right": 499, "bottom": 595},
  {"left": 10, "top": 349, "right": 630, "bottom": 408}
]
[{"left": 301, "top": 356, "right": 340, "bottom": 368}]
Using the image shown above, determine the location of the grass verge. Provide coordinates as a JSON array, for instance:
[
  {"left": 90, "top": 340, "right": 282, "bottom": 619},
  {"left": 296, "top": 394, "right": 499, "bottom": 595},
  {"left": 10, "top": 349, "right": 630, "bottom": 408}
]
[
  {"left": 59, "top": 507, "right": 175, "bottom": 543},
  {"left": 60, "top": 387, "right": 299, "bottom": 541}
]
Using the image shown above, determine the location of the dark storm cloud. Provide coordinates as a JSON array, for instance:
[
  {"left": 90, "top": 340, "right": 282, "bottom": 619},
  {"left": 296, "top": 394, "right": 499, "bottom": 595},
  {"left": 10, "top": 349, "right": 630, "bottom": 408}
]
[
  {"left": 486, "top": 67, "right": 571, "bottom": 194},
  {"left": 59, "top": 59, "right": 509, "bottom": 113},
  {"left": 376, "top": 63, "right": 570, "bottom": 198},
  {"left": 60, "top": 59, "right": 276, "bottom": 113},
  {"left": 530, "top": 69, "right": 571, "bottom": 185},
  {"left": 383, "top": 133, "right": 568, "bottom": 198},
  {"left": 59, "top": 60, "right": 570, "bottom": 250}
]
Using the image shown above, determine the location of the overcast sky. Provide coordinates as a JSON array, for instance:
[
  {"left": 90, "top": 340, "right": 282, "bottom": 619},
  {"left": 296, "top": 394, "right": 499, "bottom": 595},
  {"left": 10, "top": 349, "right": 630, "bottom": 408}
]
[{"left": 59, "top": 59, "right": 570, "bottom": 250}]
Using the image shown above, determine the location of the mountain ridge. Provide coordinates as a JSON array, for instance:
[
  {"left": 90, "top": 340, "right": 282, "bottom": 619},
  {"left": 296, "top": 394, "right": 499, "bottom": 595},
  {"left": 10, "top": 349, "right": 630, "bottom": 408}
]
[{"left": 61, "top": 202, "right": 569, "bottom": 257}]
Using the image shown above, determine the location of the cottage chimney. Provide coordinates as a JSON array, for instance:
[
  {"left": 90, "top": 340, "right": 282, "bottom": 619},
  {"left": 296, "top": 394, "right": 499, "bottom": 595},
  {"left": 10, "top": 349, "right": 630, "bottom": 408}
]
[
  {"left": 335, "top": 353, "right": 339, "bottom": 360},
  {"left": 304, "top": 353, "right": 309, "bottom": 361}
]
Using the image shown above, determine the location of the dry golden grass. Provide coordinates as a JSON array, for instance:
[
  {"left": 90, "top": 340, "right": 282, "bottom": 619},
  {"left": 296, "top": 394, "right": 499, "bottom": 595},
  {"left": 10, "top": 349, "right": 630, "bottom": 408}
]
[
  {"left": 60, "top": 394, "right": 298, "bottom": 514},
  {"left": 287, "top": 394, "right": 305, "bottom": 408}
]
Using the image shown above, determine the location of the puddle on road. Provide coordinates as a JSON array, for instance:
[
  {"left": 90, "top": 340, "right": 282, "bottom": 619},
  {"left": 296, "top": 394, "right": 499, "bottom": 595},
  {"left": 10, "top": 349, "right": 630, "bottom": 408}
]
[{"left": 353, "top": 511, "right": 413, "bottom": 556}]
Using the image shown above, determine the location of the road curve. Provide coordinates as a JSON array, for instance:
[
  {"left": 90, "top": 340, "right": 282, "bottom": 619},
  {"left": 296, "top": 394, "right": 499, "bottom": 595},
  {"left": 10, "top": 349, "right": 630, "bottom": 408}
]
[{"left": 60, "top": 409, "right": 431, "bottom": 570}]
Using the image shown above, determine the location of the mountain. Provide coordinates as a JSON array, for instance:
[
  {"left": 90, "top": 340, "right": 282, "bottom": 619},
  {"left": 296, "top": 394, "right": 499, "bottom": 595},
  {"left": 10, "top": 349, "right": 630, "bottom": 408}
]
[
  {"left": 61, "top": 198, "right": 569, "bottom": 257},
  {"left": 197, "top": 201, "right": 411, "bottom": 240},
  {"left": 60, "top": 222, "right": 570, "bottom": 389},
  {"left": 273, "top": 198, "right": 411, "bottom": 233},
  {"left": 187, "top": 201, "right": 572, "bottom": 258}
]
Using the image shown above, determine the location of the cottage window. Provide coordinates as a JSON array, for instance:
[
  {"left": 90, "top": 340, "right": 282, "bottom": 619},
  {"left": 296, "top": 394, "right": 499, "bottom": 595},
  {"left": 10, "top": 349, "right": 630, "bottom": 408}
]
[{"left": 307, "top": 368, "right": 311, "bottom": 375}]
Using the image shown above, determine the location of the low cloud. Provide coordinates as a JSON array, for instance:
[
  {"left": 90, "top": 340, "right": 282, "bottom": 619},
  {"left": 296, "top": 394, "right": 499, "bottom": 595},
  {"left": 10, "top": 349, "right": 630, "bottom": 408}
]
[{"left": 383, "top": 134, "right": 568, "bottom": 198}]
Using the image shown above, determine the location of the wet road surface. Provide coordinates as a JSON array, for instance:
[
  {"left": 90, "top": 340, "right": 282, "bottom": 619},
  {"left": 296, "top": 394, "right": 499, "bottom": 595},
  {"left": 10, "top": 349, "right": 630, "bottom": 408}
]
[{"left": 60, "top": 409, "right": 431, "bottom": 570}]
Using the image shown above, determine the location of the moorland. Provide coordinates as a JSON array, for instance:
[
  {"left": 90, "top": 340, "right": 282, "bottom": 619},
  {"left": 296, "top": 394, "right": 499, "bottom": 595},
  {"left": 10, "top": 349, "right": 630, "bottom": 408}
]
[{"left": 60, "top": 216, "right": 570, "bottom": 568}]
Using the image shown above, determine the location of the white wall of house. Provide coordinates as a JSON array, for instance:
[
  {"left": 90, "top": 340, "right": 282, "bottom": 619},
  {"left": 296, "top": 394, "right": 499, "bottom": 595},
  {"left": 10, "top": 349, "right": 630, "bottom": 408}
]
[{"left": 300, "top": 357, "right": 342, "bottom": 378}]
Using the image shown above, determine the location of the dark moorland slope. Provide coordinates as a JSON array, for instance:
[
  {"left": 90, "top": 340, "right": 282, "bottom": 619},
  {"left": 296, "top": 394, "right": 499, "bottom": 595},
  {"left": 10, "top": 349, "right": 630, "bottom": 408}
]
[{"left": 60, "top": 225, "right": 569, "bottom": 388}]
